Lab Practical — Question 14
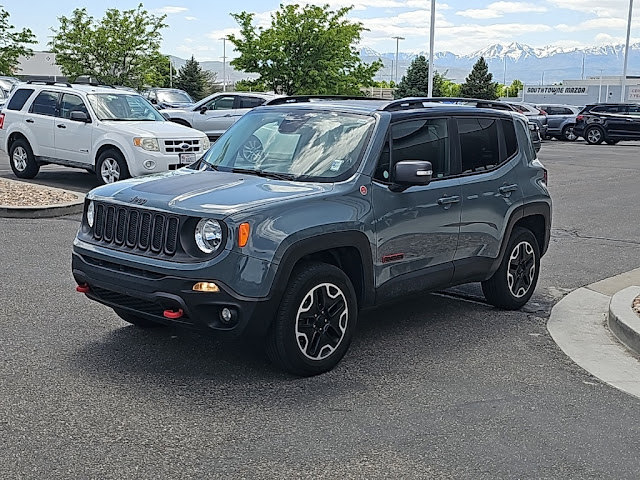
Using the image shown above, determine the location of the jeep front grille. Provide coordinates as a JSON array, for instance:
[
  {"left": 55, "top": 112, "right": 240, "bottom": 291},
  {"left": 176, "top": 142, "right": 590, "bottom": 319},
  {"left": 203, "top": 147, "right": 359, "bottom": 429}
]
[
  {"left": 163, "top": 139, "right": 202, "bottom": 153},
  {"left": 92, "top": 203, "right": 180, "bottom": 256}
]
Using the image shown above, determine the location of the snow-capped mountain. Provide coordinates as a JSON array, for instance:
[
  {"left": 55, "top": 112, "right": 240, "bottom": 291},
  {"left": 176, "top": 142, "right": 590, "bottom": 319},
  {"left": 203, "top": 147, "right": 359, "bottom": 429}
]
[{"left": 360, "top": 42, "right": 640, "bottom": 84}]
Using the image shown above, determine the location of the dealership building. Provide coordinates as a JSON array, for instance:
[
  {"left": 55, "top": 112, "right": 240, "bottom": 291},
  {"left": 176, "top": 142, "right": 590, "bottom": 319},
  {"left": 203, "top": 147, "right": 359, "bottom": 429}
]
[{"left": 515, "top": 76, "right": 640, "bottom": 106}]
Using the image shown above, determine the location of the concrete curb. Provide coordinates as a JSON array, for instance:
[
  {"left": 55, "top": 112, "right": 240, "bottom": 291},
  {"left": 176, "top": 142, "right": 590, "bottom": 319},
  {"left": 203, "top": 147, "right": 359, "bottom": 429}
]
[
  {"left": 0, "top": 183, "right": 85, "bottom": 219},
  {"left": 608, "top": 286, "right": 640, "bottom": 355}
]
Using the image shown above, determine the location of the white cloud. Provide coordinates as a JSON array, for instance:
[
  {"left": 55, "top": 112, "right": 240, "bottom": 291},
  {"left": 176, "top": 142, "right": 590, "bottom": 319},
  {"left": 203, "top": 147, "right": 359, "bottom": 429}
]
[
  {"left": 185, "top": 16, "right": 197, "bottom": 21},
  {"left": 547, "top": 0, "right": 640, "bottom": 19},
  {"left": 555, "top": 17, "right": 627, "bottom": 32},
  {"left": 457, "top": 2, "right": 547, "bottom": 20},
  {"left": 155, "top": 6, "right": 188, "bottom": 15}
]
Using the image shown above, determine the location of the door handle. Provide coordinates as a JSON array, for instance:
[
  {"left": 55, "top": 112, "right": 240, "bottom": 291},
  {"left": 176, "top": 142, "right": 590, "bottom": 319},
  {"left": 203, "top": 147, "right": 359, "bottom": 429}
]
[
  {"left": 26, "top": 119, "right": 34, "bottom": 123},
  {"left": 57, "top": 124, "right": 67, "bottom": 129},
  {"left": 437, "top": 195, "right": 460, "bottom": 206},
  {"left": 499, "top": 184, "right": 518, "bottom": 195}
]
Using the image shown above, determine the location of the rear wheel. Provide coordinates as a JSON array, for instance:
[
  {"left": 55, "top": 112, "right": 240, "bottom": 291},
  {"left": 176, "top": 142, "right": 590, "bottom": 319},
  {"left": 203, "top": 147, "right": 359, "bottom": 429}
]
[
  {"left": 266, "top": 262, "right": 357, "bottom": 376},
  {"left": 9, "top": 139, "right": 40, "bottom": 179},
  {"left": 96, "top": 149, "right": 130, "bottom": 185},
  {"left": 562, "top": 124, "right": 577, "bottom": 141},
  {"left": 585, "top": 126, "right": 604, "bottom": 145},
  {"left": 114, "top": 309, "right": 166, "bottom": 328},
  {"left": 482, "top": 227, "right": 540, "bottom": 310}
]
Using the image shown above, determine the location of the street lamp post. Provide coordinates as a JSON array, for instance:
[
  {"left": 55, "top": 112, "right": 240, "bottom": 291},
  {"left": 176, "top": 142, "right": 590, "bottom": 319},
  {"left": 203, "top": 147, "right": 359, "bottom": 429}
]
[
  {"left": 392, "top": 36, "right": 404, "bottom": 85},
  {"left": 220, "top": 37, "right": 227, "bottom": 92},
  {"left": 621, "top": 0, "right": 634, "bottom": 101},
  {"left": 427, "top": 0, "right": 435, "bottom": 97}
]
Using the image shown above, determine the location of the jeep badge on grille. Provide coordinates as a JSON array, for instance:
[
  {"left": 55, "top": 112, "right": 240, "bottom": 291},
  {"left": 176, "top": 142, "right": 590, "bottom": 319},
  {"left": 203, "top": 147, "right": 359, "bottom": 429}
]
[{"left": 130, "top": 196, "right": 147, "bottom": 205}]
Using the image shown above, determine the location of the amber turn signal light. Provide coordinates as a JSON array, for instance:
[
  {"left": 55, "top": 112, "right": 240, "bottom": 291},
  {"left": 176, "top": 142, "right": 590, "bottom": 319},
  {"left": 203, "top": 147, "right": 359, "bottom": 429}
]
[
  {"left": 238, "top": 223, "right": 250, "bottom": 247},
  {"left": 192, "top": 282, "right": 220, "bottom": 292}
]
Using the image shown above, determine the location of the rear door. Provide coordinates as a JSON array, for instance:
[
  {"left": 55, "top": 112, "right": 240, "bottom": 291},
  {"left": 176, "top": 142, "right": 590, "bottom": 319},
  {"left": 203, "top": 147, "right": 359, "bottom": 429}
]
[
  {"left": 453, "top": 116, "right": 523, "bottom": 279},
  {"left": 54, "top": 93, "right": 93, "bottom": 165},
  {"left": 26, "top": 90, "right": 59, "bottom": 158},
  {"left": 598, "top": 105, "right": 628, "bottom": 136}
]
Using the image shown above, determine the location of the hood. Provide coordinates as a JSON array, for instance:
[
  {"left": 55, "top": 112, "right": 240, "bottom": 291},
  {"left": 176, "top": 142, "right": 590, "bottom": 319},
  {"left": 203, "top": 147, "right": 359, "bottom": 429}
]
[
  {"left": 88, "top": 168, "right": 334, "bottom": 217},
  {"left": 99, "top": 120, "right": 204, "bottom": 138}
]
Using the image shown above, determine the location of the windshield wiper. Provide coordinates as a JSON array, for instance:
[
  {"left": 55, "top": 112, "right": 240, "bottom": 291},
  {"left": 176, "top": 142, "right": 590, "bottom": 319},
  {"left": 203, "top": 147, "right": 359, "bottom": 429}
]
[{"left": 230, "top": 168, "right": 297, "bottom": 181}]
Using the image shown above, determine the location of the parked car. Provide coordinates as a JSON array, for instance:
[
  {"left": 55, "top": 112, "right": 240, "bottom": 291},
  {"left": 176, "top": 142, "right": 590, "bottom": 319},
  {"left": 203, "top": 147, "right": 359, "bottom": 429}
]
[
  {"left": 72, "top": 95, "right": 551, "bottom": 376},
  {"left": 0, "top": 75, "right": 20, "bottom": 92},
  {"left": 573, "top": 103, "right": 640, "bottom": 145},
  {"left": 162, "top": 91, "right": 279, "bottom": 141},
  {"left": 535, "top": 104, "right": 582, "bottom": 141},
  {"left": 142, "top": 88, "right": 194, "bottom": 109},
  {"left": 506, "top": 102, "right": 548, "bottom": 138},
  {"left": 0, "top": 81, "right": 210, "bottom": 184}
]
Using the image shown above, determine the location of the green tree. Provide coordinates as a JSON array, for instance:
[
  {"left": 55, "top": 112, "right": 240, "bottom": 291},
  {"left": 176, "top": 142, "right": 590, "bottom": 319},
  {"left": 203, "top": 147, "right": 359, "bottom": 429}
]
[
  {"left": 506, "top": 79, "right": 523, "bottom": 98},
  {"left": 440, "top": 78, "right": 461, "bottom": 97},
  {"left": 174, "top": 56, "right": 216, "bottom": 100},
  {"left": 50, "top": 4, "right": 167, "bottom": 89},
  {"left": 228, "top": 4, "right": 381, "bottom": 95},
  {"left": 0, "top": 6, "right": 37, "bottom": 75},
  {"left": 460, "top": 57, "right": 499, "bottom": 100},
  {"left": 142, "top": 53, "right": 177, "bottom": 89},
  {"left": 393, "top": 55, "right": 443, "bottom": 99},
  {"left": 234, "top": 78, "right": 267, "bottom": 92}
]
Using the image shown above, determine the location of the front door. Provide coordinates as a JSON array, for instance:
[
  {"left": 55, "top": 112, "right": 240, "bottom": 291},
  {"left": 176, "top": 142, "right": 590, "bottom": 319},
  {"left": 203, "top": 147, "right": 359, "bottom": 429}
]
[
  {"left": 371, "top": 118, "right": 461, "bottom": 297},
  {"left": 54, "top": 93, "right": 93, "bottom": 165},
  {"left": 192, "top": 95, "right": 238, "bottom": 138}
]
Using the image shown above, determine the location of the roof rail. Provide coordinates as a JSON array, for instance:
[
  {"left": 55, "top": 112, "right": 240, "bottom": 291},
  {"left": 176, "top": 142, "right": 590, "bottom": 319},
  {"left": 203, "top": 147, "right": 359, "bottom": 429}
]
[
  {"left": 72, "top": 82, "right": 116, "bottom": 89},
  {"left": 265, "top": 95, "right": 384, "bottom": 106},
  {"left": 26, "top": 80, "right": 72, "bottom": 88},
  {"left": 381, "top": 97, "right": 517, "bottom": 112}
]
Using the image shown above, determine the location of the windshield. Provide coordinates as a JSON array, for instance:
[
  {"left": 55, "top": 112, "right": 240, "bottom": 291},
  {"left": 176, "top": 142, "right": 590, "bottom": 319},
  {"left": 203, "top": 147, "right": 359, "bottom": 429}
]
[
  {"left": 157, "top": 90, "right": 193, "bottom": 103},
  {"left": 87, "top": 93, "right": 165, "bottom": 121},
  {"left": 200, "top": 109, "right": 375, "bottom": 182}
]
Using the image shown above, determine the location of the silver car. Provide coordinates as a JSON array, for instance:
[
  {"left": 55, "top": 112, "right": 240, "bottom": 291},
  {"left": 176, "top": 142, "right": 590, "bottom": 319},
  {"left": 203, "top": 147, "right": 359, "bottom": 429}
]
[
  {"left": 162, "top": 92, "right": 279, "bottom": 141},
  {"left": 506, "top": 102, "right": 548, "bottom": 139},
  {"left": 535, "top": 104, "right": 582, "bottom": 141}
]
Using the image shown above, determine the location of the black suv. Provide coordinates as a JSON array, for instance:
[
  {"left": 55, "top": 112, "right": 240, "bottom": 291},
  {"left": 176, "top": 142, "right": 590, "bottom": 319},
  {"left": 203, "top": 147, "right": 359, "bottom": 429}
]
[
  {"left": 73, "top": 96, "right": 552, "bottom": 376},
  {"left": 574, "top": 103, "right": 640, "bottom": 144}
]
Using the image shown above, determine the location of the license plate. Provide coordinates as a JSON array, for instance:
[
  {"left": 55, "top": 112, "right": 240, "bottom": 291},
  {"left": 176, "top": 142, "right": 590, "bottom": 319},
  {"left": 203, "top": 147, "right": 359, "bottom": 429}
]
[{"left": 179, "top": 152, "right": 196, "bottom": 165}]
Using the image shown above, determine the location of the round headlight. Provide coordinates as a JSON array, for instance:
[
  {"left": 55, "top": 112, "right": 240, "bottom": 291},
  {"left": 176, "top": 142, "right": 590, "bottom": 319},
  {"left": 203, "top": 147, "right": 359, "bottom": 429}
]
[
  {"left": 86, "top": 201, "right": 95, "bottom": 228},
  {"left": 195, "top": 218, "right": 223, "bottom": 253}
]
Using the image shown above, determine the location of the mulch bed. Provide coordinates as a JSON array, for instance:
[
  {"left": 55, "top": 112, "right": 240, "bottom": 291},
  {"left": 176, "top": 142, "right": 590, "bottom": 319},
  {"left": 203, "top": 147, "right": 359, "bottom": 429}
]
[{"left": 0, "top": 178, "right": 78, "bottom": 207}]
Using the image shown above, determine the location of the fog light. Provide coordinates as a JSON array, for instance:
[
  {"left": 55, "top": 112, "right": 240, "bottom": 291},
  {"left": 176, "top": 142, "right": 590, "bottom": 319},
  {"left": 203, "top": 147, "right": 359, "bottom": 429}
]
[
  {"left": 192, "top": 281, "right": 220, "bottom": 292},
  {"left": 220, "top": 307, "right": 233, "bottom": 324},
  {"left": 143, "top": 160, "right": 156, "bottom": 170}
]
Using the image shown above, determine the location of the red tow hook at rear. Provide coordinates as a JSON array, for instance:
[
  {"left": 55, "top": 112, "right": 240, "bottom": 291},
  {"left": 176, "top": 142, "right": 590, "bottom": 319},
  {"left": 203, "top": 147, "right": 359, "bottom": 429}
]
[
  {"left": 76, "top": 283, "right": 90, "bottom": 293},
  {"left": 163, "top": 309, "right": 184, "bottom": 319}
]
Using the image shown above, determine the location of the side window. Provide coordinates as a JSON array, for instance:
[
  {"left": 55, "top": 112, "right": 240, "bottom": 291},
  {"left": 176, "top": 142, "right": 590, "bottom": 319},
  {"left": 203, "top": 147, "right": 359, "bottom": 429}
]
[
  {"left": 7, "top": 88, "right": 35, "bottom": 111},
  {"left": 376, "top": 118, "right": 450, "bottom": 183},
  {"left": 501, "top": 119, "right": 518, "bottom": 160},
  {"left": 238, "top": 97, "right": 265, "bottom": 109},
  {"left": 626, "top": 105, "right": 640, "bottom": 117},
  {"left": 458, "top": 118, "right": 500, "bottom": 173},
  {"left": 205, "top": 96, "right": 235, "bottom": 110},
  {"left": 29, "top": 91, "right": 59, "bottom": 116},
  {"left": 59, "top": 93, "right": 89, "bottom": 119},
  {"left": 515, "top": 118, "right": 535, "bottom": 162}
]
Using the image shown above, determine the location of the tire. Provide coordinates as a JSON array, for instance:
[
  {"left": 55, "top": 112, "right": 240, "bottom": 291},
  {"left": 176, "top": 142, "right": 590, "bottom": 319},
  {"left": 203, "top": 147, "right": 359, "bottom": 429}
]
[
  {"left": 266, "top": 262, "right": 357, "bottom": 376},
  {"left": 585, "top": 126, "right": 604, "bottom": 145},
  {"left": 562, "top": 124, "right": 577, "bottom": 142},
  {"left": 237, "top": 135, "right": 263, "bottom": 163},
  {"left": 9, "top": 139, "right": 40, "bottom": 179},
  {"left": 114, "top": 309, "right": 166, "bottom": 328},
  {"left": 482, "top": 227, "right": 541, "bottom": 310},
  {"left": 605, "top": 139, "right": 619, "bottom": 145},
  {"left": 96, "top": 149, "right": 130, "bottom": 185}
]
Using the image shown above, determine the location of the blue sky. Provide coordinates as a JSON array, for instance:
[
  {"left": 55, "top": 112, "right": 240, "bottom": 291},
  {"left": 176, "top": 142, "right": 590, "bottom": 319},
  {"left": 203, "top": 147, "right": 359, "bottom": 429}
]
[{"left": 5, "top": 1, "right": 639, "bottom": 60}]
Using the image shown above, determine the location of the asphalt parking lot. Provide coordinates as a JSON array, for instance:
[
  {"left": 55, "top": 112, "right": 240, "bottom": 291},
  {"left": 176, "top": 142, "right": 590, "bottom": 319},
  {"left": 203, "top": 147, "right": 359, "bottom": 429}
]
[{"left": 2, "top": 140, "right": 640, "bottom": 478}]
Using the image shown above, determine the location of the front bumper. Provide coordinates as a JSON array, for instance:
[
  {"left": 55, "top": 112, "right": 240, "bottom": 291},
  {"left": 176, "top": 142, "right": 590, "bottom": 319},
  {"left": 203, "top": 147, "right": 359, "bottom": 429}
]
[
  {"left": 127, "top": 149, "right": 202, "bottom": 177},
  {"left": 72, "top": 250, "right": 276, "bottom": 337}
]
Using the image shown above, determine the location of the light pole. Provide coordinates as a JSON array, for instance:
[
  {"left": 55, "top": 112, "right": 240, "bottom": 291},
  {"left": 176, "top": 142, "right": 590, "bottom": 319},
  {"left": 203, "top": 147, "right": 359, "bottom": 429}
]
[
  {"left": 427, "top": 0, "right": 435, "bottom": 97},
  {"left": 598, "top": 69, "right": 604, "bottom": 102},
  {"left": 621, "top": 0, "right": 634, "bottom": 101},
  {"left": 220, "top": 37, "right": 227, "bottom": 92},
  {"left": 392, "top": 36, "right": 404, "bottom": 85}
]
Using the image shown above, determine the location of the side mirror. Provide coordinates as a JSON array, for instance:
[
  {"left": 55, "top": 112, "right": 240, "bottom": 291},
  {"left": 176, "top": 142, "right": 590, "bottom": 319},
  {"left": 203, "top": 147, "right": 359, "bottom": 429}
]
[
  {"left": 70, "top": 111, "right": 90, "bottom": 123},
  {"left": 199, "top": 106, "right": 208, "bottom": 114},
  {"left": 390, "top": 160, "right": 433, "bottom": 192}
]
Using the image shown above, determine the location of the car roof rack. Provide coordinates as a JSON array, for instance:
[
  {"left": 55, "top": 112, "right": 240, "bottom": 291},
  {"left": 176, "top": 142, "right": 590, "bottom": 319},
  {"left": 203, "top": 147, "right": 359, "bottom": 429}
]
[
  {"left": 72, "top": 81, "right": 116, "bottom": 89},
  {"left": 381, "top": 97, "right": 517, "bottom": 112},
  {"left": 265, "top": 95, "right": 384, "bottom": 105},
  {"left": 26, "top": 80, "right": 73, "bottom": 87}
]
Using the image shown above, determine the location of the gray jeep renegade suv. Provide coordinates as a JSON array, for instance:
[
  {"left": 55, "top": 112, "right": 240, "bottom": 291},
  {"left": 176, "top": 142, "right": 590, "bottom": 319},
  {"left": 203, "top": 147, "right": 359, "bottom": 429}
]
[{"left": 72, "top": 96, "right": 552, "bottom": 376}]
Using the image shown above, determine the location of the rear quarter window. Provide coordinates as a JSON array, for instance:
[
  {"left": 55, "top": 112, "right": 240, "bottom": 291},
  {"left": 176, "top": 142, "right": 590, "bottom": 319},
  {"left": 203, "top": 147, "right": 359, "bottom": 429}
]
[
  {"left": 6, "top": 88, "right": 35, "bottom": 111},
  {"left": 501, "top": 119, "right": 518, "bottom": 160}
]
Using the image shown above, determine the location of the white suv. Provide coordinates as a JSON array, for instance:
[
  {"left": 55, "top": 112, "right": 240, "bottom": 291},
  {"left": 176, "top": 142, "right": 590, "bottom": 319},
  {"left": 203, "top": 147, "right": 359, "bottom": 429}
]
[{"left": 0, "top": 82, "right": 211, "bottom": 184}]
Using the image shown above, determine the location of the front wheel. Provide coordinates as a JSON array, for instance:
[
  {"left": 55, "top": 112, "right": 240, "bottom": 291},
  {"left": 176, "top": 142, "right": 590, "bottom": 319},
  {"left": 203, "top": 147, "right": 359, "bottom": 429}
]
[
  {"left": 482, "top": 227, "right": 541, "bottom": 310},
  {"left": 9, "top": 139, "right": 40, "bottom": 179},
  {"left": 585, "top": 126, "right": 604, "bottom": 145},
  {"left": 562, "top": 124, "right": 577, "bottom": 141},
  {"left": 266, "top": 262, "right": 357, "bottom": 376},
  {"left": 96, "top": 149, "right": 130, "bottom": 185}
]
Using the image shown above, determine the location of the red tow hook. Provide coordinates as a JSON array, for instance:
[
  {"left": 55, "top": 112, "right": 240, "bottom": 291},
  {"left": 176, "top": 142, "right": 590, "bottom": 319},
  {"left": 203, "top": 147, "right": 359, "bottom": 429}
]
[
  {"left": 76, "top": 283, "right": 90, "bottom": 293},
  {"left": 163, "top": 308, "right": 184, "bottom": 319}
]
